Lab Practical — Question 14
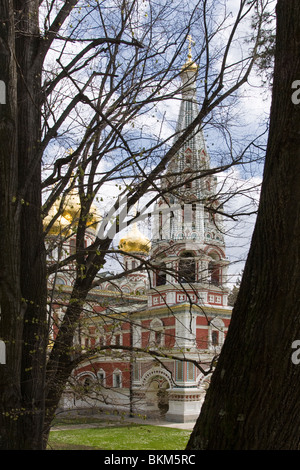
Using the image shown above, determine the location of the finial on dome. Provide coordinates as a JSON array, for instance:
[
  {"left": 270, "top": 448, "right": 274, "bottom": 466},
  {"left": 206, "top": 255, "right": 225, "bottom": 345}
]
[
  {"left": 187, "top": 35, "right": 194, "bottom": 61},
  {"left": 181, "top": 34, "right": 198, "bottom": 73}
]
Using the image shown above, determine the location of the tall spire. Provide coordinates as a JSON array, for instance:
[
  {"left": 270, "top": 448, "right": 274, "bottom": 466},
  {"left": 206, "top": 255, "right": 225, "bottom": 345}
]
[
  {"left": 147, "top": 34, "right": 229, "bottom": 315},
  {"left": 176, "top": 35, "right": 201, "bottom": 136},
  {"left": 164, "top": 36, "right": 209, "bottom": 199}
]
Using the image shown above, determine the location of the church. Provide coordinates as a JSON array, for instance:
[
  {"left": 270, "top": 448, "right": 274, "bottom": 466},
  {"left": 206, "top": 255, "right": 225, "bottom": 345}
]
[{"left": 47, "top": 45, "right": 232, "bottom": 423}]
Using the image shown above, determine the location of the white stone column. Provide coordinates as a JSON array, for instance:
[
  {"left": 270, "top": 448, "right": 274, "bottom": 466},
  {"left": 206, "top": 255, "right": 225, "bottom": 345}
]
[
  {"left": 166, "top": 388, "right": 203, "bottom": 423},
  {"left": 175, "top": 309, "right": 196, "bottom": 349}
]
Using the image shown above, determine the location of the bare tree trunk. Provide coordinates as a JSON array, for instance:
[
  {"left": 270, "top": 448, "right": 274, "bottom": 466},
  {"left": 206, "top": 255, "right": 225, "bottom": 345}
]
[
  {"left": 16, "top": 0, "right": 48, "bottom": 449},
  {"left": 0, "top": 0, "right": 47, "bottom": 449},
  {"left": 187, "top": 0, "right": 300, "bottom": 450},
  {"left": 0, "top": 0, "right": 24, "bottom": 450}
]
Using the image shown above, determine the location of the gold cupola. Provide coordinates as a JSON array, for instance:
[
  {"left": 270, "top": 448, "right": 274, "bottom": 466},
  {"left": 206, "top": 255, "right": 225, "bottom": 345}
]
[
  {"left": 43, "top": 201, "right": 72, "bottom": 236},
  {"left": 43, "top": 186, "right": 101, "bottom": 236},
  {"left": 119, "top": 223, "right": 151, "bottom": 254},
  {"left": 62, "top": 189, "right": 100, "bottom": 231}
]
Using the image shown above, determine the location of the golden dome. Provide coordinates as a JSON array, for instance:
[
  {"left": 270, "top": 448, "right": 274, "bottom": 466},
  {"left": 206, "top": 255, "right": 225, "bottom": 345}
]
[
  {"left": 181, "top": 58, "right": 198, "bottom": 73},
  {"left": 43, "top": 189, "right": 101, "bottom": 236},
  {"left": 43, "top": 203, "right": 72, "bottom": 236},
  {"left": 119, "top": 223, "right": 151, "bottom": 254},
  {"left": 62, "top": 190, "right": 81, "bottom": 221}
]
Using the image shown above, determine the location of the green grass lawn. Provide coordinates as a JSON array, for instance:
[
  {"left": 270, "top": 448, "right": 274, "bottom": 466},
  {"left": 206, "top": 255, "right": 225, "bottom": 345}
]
[{"left": 48, "top": 424, "right": 191, "bottom": 450}]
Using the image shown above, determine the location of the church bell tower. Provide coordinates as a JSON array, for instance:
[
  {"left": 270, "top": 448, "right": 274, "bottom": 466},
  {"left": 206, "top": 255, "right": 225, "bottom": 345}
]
[{"left": 148, "top": 37, "right": 230, "bottom": 314}]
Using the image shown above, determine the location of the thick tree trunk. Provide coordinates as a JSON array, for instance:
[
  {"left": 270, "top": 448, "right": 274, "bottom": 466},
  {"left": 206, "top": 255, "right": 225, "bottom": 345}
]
[
  {"left": 0, "top": 0, "right": 24, "bottom": 450},
  {"left": 187, "top": 0, "right": 300, "bottom": 450},
  {"left": 0, "top": 1, "right": 47, "bottom": 449},
  {"left": 16, "top": 0, "right": 48, "bottom": 450}
]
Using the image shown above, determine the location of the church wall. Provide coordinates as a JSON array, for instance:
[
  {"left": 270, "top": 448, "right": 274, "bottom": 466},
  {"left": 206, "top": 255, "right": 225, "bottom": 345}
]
[
  {"left": 121, "top": 321, "right": 131, "bottom": 347},
  {"left": 164, "top": 328, "right": 176, "bottom": 348},
  {"left": 196, "top": 328, "right": 208, "bottom": 349},
  {"left": 196, "top": 316, "right": 208, "bottom": 326},
  {"left": 141, "top": 324, "right": 150, "bottom": 347},
  {"left": 75, "top": 360, "right": 131, "bottom": 388},
  {"left": 162, "top": 316, "right": 176, "bottom": 326}
]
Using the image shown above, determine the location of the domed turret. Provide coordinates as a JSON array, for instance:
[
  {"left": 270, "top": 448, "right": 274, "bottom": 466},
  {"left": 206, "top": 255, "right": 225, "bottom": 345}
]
[
  {"left": 119, "top": 223, "right": 151, "bottom": 254},
  {"left": 62, "top": 189, "right": 100, "bottom": 231},
  {"left": 43, "top": 187, "right": 101, "bottom": 236}
]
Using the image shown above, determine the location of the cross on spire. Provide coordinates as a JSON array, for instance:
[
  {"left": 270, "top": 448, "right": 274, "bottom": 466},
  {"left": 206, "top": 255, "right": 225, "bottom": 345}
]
[{"left": 187, "top": 35, "right": 195, "bottom": 61}]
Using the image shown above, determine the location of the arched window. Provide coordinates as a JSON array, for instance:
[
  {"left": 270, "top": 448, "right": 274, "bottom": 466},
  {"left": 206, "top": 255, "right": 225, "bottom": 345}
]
[
  {"left": 83, "top": 377, "right": 93, "bottom": 392},
  {"left": 178, "top": 252, "right": 195, "bottom": 283},
  {"left": 113, "top": 369, "right": 122, "bottom": 388},
  {"left": 209, "top": 318, "right": 225, "bottom": 350},
  {"left": 150, "top": 319, "right": 164, "bottom": 347},
  {"left": 133, "top": 362, "right": 141, "bottom": 381},
  {"left": 156, "top": 263, "right": 167, "bottom": 286},
  {"left": 98, "top": 332, "right": 105, "bottom": 347},
  {"left": 208, "top": 261, "right": 221, "bottom": 286},
  {"left": 132, "top": 321, "right": 142, "bottom": 348},
  {"left": 55, "top": 276, "right": 66, "bottom": 286},
  {"left": 111, "top": 329, "right": 122, "bottom": 347},
  {"left": 97, "top": 369, "right": 106, "bottom": 387},
  {"left": 211, "top": 330, "right": 219, "bottom": 346},
  {"left": 192, "top": 203, "right": 197, "bottom": 230}
]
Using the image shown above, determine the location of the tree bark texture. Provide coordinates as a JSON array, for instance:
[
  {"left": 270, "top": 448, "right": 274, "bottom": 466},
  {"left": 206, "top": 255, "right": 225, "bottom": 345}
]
[
  {"left": 187, "top": 0, "right": 300, "bottom": 450},
  {"left": 0, "top": 0, "right": 47, "bottom": 449},
  {"left": 0, "top": 0, "right": 23, "bottom": 450},
  {"left": 16, "top": 0, "right": 48, "bottom": 450}
]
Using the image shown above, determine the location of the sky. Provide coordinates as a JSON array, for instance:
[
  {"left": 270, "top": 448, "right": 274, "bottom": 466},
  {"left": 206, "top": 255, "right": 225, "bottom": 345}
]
[
  {"left": 101, "top": 67, "right": 272, "bottom": 288},
  {"left": 42, "top": 0, "right": 275, "bottom": 288}
]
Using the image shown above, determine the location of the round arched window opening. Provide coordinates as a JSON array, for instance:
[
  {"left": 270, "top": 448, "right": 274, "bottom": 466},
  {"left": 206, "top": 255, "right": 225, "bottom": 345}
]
[
  {"left": 156, "top": 262, "right": 167, "bottom": 286},
  {"left": 208, "top": 260, "right": 221, "bottom": 286},
  {"left": 178, "top": 252, "right": 196, "bottom": 283},
  {"left": 83, "top": 377, "right": 93, "bottom": 392}
]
